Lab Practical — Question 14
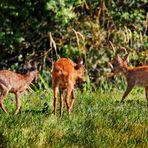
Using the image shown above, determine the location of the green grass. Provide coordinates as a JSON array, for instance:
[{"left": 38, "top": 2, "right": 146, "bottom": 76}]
[{"left": 0, "top": 88, "right": 148, "bottom": 148}]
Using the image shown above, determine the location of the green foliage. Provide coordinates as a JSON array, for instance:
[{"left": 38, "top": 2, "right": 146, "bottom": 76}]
[
  {"left": 45, "top": 0, "right": 77, "bottom": 26},
  {"left": 0, "top": 0, "right": 148, "bottom": 85},
  {"left": 110, "top": 0, "right": 146, "bottom": 28}
]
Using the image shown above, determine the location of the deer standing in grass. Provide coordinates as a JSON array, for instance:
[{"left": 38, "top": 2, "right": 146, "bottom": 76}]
[
  {"left": 0, "top": 61, "right": 38, "bottom": 114},
  {"left": 52, "top": 58, "right": 85, "bottom": 116},
  {"left": 109, "top": 41, "right": 148, "bottom": 105}
]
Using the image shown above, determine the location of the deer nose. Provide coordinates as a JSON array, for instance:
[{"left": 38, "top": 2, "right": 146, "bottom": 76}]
[{"left": 82, "top": 80, "right": 86, "bottom": 83}]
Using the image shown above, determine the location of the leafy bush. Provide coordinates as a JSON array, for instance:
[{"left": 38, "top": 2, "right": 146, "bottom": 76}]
[{"left": 0, "top": 0, "right": 147, "bottom": 86}]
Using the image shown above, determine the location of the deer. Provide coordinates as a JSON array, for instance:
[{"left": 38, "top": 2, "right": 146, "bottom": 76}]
[
  {"left": 52, "top": 57, "right": 85, "bottom": 116},
  {"left": 109, "top": 41, "right": 148, "bottom": 105},
  {"left": 0, "top": 61, "right": 38, "bottom": 114}
]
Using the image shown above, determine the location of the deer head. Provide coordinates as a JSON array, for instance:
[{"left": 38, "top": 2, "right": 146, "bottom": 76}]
[
  {"left": 74, "top": 57, "right": 86, "bottom": 84},
  {"left": 109, "top": 41, "right": 129, "bottom": 74},
  {"left": 26, "top": 60, "right": 38, "bottom": 82}
]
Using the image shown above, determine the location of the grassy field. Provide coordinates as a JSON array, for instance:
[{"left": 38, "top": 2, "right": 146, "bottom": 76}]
[{"left": 0, "top": 87, "right": 148, "bottom": 148}]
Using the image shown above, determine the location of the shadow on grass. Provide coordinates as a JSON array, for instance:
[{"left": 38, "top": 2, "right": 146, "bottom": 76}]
[
  {"left": 114, "top": 100, "right": 147, "bottom": 107},
  {"left": 23, "top": 102, "right": 53, "bottom": 115},
  {"left": 0, "top": 132, "right": 8, "bottom": 148},
  {"left": 0, "top": 102, "right": 53, "bottom": 115}
]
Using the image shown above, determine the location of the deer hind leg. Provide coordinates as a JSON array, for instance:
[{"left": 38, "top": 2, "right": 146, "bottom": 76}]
[
  {"left": 60, "top": 89, "right": 64, "bottom": 117},
  {"left": 0, "top": 85, "right": 9, "bottom": 113},
  {"left": 121, "top": 83, "right": 134, "bottom": 103},
  {"left": 145, "top": 86, "right": 148, "bottom": 106},
  {"left": 70, "top": 89, "right": 75, "bottom": 112},
  {"left": 65, "top": 87, "right": 72, "bottom": 114},
  {"left": 15, "top": 92, "right": 21, "bottom": 114},
  {"left": 53, "top": 86, "right": 58, "bottom": 116}
]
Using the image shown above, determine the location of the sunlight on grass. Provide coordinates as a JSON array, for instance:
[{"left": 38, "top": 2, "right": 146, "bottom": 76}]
[{"left": 0, "top": 88, "right": 148, "bottom": 147}]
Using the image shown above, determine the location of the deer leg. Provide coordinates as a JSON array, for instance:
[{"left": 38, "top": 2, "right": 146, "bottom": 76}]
[
  {"left": 70, "top": 89, "right": 75, "bottom": 112},
  {"left": 145, "top": 86, "right": 148, "bottom": 106},
  {"left": 0, "top": 88, "right": 9, "bottom": 113},
  {"left": 60, "top": 89, "right": 64, "bottom": 117},
  {"left": 0, "top": 97, "right": 8, "bottom": 113},
  {"left": 121, "top": 83, "right": 134, "bottom": 103},
  {"left": 53, "top": 87, "right": 58, "bottom": 116},
  {"left": 65, "top": 87, "right": 72, "bottom": 114},
  {"left": 15, "top": 92, "right": 21, "bottom": 114}
]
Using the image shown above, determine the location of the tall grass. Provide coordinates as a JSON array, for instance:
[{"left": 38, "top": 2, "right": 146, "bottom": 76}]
[{"left": 0, "top": 87, "right": 148, "bottom": 147}]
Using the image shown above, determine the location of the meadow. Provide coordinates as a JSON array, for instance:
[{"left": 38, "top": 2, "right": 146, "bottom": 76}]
[{"left": 0, "top": 85, "right": 148, "bottom": 148}]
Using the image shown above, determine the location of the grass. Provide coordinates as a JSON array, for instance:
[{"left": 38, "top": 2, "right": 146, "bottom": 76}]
[{"left": 0, "top": 87, "right": 148, "bottom": 148}]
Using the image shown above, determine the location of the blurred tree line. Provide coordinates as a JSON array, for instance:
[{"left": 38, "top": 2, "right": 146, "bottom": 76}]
[{"left": 0, "top": 0, "right": 148, "bottom": 85}]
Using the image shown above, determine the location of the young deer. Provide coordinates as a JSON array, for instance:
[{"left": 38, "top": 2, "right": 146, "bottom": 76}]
[
  {"left": 0, "top": 61, "right": 38, "bottom": 114},
  {"left": 52, "top": 58, "right": 85, "bottom": 116},
  {"left": 109, "top": 42, "right": 148, "bottom": 104}
]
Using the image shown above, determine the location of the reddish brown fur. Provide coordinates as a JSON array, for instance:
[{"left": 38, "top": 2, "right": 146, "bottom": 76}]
[
  {"left": 112, "top": 54, "right": 148, "bottom": 104},
  {"left": 52, "top": 58, "right": 85, "bottom": 116},
  {"left": 0, "top": 66, "right": 38, "bottom": 114}
]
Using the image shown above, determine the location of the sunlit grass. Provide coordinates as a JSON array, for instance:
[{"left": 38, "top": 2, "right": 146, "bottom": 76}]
[{"left": 0, "top": 87, "right": 148, "bottom": 147}]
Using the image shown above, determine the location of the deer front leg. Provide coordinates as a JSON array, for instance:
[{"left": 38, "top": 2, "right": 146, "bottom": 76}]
[
  {"left": 145, "top": 86, "right": 148, "bottom": 106},
  {"left": 121, "top": 83, "right": 134, "bottom": 103},
  {"left": 70, "top": 89, "right": 75, "bottom": 112},
  {"left": 53, "top": 86, "right": 58, "bottom": 116},
  {"left": 0, "top": 97, "right": 8, "bottom": 113},
  {"left": 0, "top": 87, "right": 9, "bottom": 113},
  {"left": 60, "top": 89, "right": 64, "bottom": 117},
  {"left": 15, "top": 92, "right": 21, "bottom": 114}
]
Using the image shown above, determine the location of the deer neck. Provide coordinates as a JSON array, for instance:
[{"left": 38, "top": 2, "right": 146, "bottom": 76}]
[{"left": 121, "top": 65, "right": 129, "bottom": 76}]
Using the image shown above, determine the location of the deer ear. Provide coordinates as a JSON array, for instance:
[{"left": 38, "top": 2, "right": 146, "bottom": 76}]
[
  {"left": 25, "top": 61, "right": 37, "bottom": 71},
  {"left": 74, "top": 58, "right": 83, "bottom": 70},
  {"left": 123, "top": 53, "right": 129, "bottom": 62},
  {"left": 116, "top": 54, "right": 122, "bottom": 60},
  {"left": 25, "top": 61, "right": 32, "bottom": 69},
  {"left": 78, "top": 59, "right": 83, "bottom": 65},
  {"left": 116, "top": 54, "right": 124, "bottom": 64},
  {"left": 31, "top": 61, "right": 37, "bottom": 69}
]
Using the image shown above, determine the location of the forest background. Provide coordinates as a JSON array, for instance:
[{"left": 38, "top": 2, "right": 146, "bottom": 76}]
[{"left": 0, "top": 0, "right": 148, "bottom": 87}]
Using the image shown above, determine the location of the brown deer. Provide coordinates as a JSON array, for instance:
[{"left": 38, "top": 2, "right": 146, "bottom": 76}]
[
  {"left": 0, "top": 61, "right": 38, "bottom": 114},
  {"left": 52, "top": 58, "right": 85, "bottom": 116},
  {"left": 109, "top": 41, "right": 148, "bottom": 105}
]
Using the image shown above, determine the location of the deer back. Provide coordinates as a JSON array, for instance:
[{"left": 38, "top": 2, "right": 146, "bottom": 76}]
[
  {"left": 52, "top": 58, "right": 85, "bottom": 88},
  {"left": 0, "top": 61, "right": 38, "bottom": 92}
]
